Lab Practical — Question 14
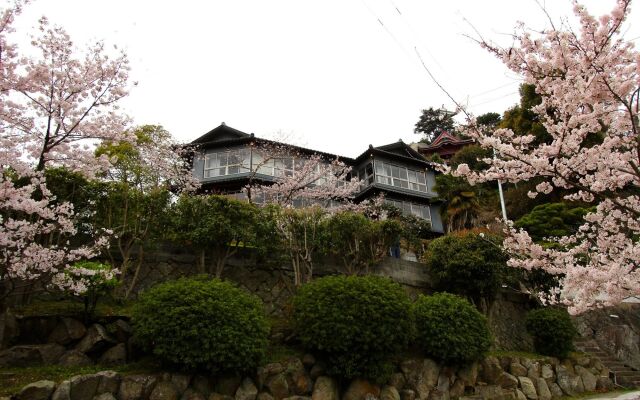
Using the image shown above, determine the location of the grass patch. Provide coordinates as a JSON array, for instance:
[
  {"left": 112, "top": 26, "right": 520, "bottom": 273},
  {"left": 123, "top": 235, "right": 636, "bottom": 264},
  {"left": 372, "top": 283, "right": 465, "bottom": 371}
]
[
  {"left": 558, "top": 389, "right": 638, "bottom": 400},
  {"left": 489, "top": 350, "right": 596, "bottom": 363},
  {"left": 0, "top": 358, "right": 160, "bottom": 396},
  {"left": 14, "top": 298, "right": 134, "bottom": 319},
  {"left": 488, "top": 350, "right": 549, "bottom": 360}
]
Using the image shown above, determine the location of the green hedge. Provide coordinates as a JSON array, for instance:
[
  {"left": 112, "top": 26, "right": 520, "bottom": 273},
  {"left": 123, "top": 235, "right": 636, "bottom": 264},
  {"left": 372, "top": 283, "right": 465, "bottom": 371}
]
[
  {"left": 132, "top": 277, "right": 269, "bottom": 372},
  {"left": 292, "top": 275, "right": 414, "bottom": 382},
  {"left": 424, "top": 233, "right": 507, "bottom": 301},
  {"left": 526, "top": 308, "right": 576, "bottom": 358},
  {"left": 413, "top": 293, "right": 491, "bottom": 364}
]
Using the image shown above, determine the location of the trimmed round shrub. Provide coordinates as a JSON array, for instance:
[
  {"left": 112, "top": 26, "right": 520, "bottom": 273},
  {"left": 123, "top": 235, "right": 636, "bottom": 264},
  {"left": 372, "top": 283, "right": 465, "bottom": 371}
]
[
  {"left": 424, "top": 232, "right": 507, "bottom": 302},
  {"left": 132, "top": 277, "right": 269, "bottom": 372},
  {"left": 526, "top": 308, "right": 576, "bottom": 358},
  {"left": 413, "top": 293, "right": 491, "bottom": 364},
  {"left": 292, "top": 275, "right": 414, "bottom": 382}
]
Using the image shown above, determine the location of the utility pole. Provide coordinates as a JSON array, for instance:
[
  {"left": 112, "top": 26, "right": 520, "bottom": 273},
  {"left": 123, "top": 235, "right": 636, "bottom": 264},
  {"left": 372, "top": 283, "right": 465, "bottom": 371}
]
[{"left": 494, "top": 148, "right": 508, "bottom": 221}]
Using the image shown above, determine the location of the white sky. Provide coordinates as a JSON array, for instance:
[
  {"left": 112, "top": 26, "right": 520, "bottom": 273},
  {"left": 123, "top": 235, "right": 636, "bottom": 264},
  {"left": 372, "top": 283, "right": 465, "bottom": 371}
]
[{"left": 9, "top": 0, "right": 640, "bottom": 157}]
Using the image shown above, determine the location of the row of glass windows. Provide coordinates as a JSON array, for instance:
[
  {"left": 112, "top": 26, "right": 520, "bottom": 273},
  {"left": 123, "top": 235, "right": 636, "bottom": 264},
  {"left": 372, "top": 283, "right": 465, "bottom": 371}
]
[
  {"left": 203, "top": 149, "right": 251, "bottom": 178},
  {"left": 385, "top": 199, "right": 432, "bottom": 221},
  {"left": 375, "top": 161, "right": 428, "bottom": 193},
  {"left": 204, "top": 149, "right": 316, "bottom": 179},
  {"left": 203, "top": 150, "right": 430, "bottom": 196}
]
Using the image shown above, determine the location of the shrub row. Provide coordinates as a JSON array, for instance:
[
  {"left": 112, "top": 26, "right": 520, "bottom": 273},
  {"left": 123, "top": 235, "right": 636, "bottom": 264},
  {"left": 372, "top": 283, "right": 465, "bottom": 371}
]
[
  {"left": 292, "top": 276, "right": 491, "bottom": 382},
  {"left": 132, "top": 276, "right": 269, "bottom": 373},
  {"left": 526, "top": 307, "right": 577, "bottom": 358},
  {"left": 131, "top": 275, "right": 575, "bottom": 382}
]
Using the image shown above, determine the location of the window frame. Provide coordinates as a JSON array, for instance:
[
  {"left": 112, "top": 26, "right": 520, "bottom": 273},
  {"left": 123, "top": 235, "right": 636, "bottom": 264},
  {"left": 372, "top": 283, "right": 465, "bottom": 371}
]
[
  {"left": 203, "top": 148, "right": 250, "bottom": 178},
  {"left": 384, "top": 199, "right": 432, "bottom": 221},
  {"left": 374, "top": 160, "right": 428, "bottom": 193}
]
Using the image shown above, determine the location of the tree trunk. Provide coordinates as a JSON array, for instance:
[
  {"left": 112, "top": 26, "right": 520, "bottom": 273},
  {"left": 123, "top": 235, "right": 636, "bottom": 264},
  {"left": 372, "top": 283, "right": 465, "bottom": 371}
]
[
  {"left": 124, "top": 245, "right": 144, "bottom": 299},
  {"left": 292, "top": 255, "right": 301, "bottom": 286},
  {"left": 198, "top": 249, "right": 205, "bottom": 274},
  {"left": 214, "top": 257, "right": 225, "bottom": 279}
]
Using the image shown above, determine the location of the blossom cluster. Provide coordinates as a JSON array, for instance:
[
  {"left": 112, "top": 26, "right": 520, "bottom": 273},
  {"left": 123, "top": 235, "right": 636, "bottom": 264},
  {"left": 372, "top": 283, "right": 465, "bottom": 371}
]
[
  {"left": 455, "top": 0, "right": 639, "bottom": 313},
  {"left": 0, "top": 1, "right": 133, "bottom": 298}
]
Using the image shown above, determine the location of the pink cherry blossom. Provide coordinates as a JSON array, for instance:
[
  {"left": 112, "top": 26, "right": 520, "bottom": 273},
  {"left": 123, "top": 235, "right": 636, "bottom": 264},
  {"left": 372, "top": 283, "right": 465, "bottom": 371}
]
[
  {"left": 454, "top": 0, "right": 640, "bottom": 313},
  {"left": 0, "top": 1, "right": 135, "bottom": 304}
]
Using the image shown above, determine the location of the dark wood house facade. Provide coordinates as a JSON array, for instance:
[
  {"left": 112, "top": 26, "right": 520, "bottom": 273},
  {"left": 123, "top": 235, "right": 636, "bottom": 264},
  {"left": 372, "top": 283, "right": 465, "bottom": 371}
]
[{"left": 191, "top": 123, "right": 444, "bottom": 233}]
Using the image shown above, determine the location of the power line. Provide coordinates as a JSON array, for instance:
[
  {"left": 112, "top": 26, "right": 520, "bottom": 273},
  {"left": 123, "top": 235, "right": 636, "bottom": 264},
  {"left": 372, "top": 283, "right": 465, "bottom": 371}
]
[
  {"left": 414, "top": 46, "right": 462, "bottom": 111},
  {"left": 358, "top": 0, "right": 414, "bottom": 60},
  {"left": 469, "top": 91, "right": 519, "bottom": 108},
  {"left": 386, "top": 0, "right": 446, "bottom": 73},
  {"left": 358, "top": 0, "right": 461, "bottom": 109},
  {"left": 470, "top": 81, "right": 520, "bottom": 98}
]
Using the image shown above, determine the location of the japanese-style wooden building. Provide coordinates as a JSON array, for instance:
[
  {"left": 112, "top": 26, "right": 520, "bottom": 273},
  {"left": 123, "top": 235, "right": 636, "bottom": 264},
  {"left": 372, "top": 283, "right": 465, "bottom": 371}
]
[
  {"left": 190, "top": 123, "right": 444, "bottom": 233},
  {"left": 411, "top": 131, "right": 474, "bottom": 161}
]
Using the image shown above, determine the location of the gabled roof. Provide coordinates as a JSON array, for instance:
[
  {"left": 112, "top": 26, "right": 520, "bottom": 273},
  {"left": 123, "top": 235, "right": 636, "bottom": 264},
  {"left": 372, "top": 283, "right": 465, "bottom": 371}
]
[
  {"left": 191, "top": 123, "right": 252, "bottom": 144},
  {"left": 353, "top": 140, "right": 436, "bottom": 169},
  {"left": 191, "top": 123, "right": 351, "bottom": 162},
  {"left": 192, "top": 123, "right": 438, "bottom": 170},
  {"left": 374, "top": 140, "right": 427, "bottom": 161},
  {"left": 415, "top": 131, "right": 474, "bottom": 152}
]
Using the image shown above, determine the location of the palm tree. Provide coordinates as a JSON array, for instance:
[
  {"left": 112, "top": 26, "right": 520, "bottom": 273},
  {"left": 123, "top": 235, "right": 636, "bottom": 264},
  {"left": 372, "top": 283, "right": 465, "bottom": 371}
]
[{"left": 433, "top": 174, "right": 480, "bottom": 232}]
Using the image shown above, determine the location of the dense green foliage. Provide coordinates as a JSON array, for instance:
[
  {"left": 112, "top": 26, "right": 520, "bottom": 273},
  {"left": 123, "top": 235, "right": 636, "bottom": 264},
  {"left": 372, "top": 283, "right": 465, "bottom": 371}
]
[
  {"left": 170, "top": 195, "right": 262, "bottom": 277},
  {"left": 414, "top": 107, "right": 457, "bottom": 144},
  {"left": 396, "top": 213, "right": 436, "bottom": 258},
  {"left": 500, "top": 84, "right": 551, "bottom": 145},
  {"left": 44, "top": 168, "right": 97, "bottom": 231},
  {"left": 515, "top": 202, "right": 591, "bottom": 244},
  {"left": 65, "top": 261, "right": 118, "bottom": 322},
  {"left": 92, "top": 126, "right": 178, "bottom": 298},
  {"left": 450, "top": 145, "right": 492, "bottom": 172},
  {"left": 322, "top": 212, "right": 403, "bottom": 274},
  {"left": 525, "top": 308, "right": 577, "bottom": 358},
  {"left": 132, "top": 277, "right": 269, "bottom": 372},
  {"left": 434, "top": 174, "right": 481, "bottom": 232},
  {"left": 292, "top": 275, "right": 414, "bottom": 382},
  {"left": 424, "top": 232, "right": 507, "bottom": 301},
  {"left": 503, "top": 180, "right": 558, "bottom": 221},
  {"left": 413, "top": 293, "right": 491, "bottom": 364},
  {"left": 476, "top": 112, "right": 502, "bottom": 128},
  {"left": 511, "top": 202, "right": 592, "bottom": 302}
]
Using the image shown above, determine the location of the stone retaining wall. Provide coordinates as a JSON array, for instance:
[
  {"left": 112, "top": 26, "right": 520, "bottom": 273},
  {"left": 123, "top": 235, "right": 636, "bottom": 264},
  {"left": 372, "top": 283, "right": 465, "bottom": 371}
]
[
  {"left": 113, "top": 244, "right": 435, "bottom": 307},
  {"left": 0, "top": 317, "right": 132, "bottom": 370},
  {"left": 10, "top": 352, "right": 614, "bottom": 400},
  {"left": 572, "top": 303, "right": 640, "bottom": 370},
  {"left": 0, "top": 242, "right": 538, "bottom": 353}
]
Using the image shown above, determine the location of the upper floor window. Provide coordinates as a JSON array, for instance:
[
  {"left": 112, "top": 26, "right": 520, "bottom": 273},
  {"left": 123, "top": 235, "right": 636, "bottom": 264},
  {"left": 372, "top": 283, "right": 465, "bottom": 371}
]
[
  {"left": 253, "top": 152, "right": 319, "bottom": 178},
  {"left": 385, "top": 199, "right": 431, "bottom": 221},
  {"left": 204, "top": 148, "right": 250, "bottom": 178},
  {"left": 375, "top": 161, "right": 428, "bottom": 193},
  {"left": 357, "top": 162, "right": 375, "bottom": 191}
]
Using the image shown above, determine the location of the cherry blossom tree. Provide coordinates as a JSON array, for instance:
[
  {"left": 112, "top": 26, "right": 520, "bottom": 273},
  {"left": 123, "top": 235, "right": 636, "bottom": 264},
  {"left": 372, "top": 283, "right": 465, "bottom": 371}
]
[
  {"left": 250, "top": 152, "right": 365, "bottom": 286},
  {"left": 251, "top": 154, "right": 361, "bottom": 208},
  {"left": 0, "top": 1, "right": 135, "bottom": 307},
  {"left": 453, "top": 0, "right": 640, "bottom": 313},
  {"left": 93, "top": 125, "right": 199, "bottom": 298},
  {"left": 3, "top": 15, "right": 132, "bottom": 174}
]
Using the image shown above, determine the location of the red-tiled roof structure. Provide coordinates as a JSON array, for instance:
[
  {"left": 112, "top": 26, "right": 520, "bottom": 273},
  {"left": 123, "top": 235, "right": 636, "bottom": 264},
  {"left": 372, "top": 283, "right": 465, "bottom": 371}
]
[{"left": 413, "top": 131, "right": 474, "bottom": 160}]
